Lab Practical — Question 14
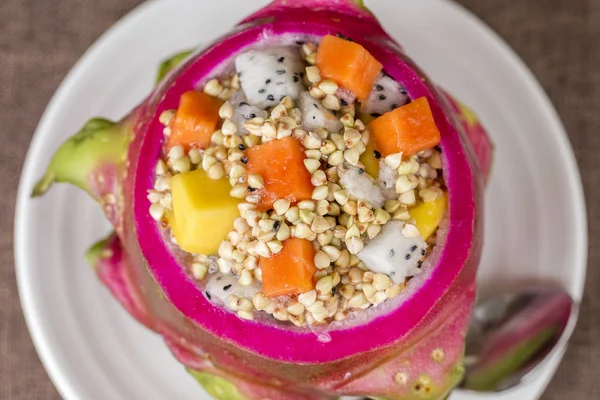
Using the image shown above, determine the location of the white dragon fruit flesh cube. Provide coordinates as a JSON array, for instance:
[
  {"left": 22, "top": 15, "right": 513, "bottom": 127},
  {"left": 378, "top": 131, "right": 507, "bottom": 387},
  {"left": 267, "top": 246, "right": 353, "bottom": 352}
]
[
  {"left": 361, "top": 74, "right": 409, "bottom": 117},
  {"left": 231, "top": 101, "right": 268, "bottom": 134},
  {"left": 205, "top": 272, "right": 261, "bottom": 305},
  {"left": 339, "top": 167, "right": 385, "bottom": 209},
  {"left": 235, "top": 47, "right": 305, "bottom": 108},
  {"left": 297, "top": 91, "right": 343, "bottom": 133},
  {"left": 377, "top": 160, "right": 398, "bottom": 201},
  {"left": 358, "top": 220, "right": 427, "bottom": 284}
]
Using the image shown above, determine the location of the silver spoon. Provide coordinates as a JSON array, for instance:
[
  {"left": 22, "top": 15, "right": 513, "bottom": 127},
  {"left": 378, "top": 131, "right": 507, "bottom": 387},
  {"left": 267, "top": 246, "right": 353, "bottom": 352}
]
[
  {"left": 345, "top": 286, "right": 576, "bottom": 399},
  {"left": 460, "top": 286, "right": 576, "bottom": 392}
]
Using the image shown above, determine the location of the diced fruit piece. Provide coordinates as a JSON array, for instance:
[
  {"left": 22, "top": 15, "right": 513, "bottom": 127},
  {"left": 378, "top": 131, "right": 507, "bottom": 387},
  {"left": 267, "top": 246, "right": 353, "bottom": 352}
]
[
  {"left": 361, "top": 74, "right": 409, "bottom": 117},
  {"left": 235, "top": 48, "right": 304, "bottom": 108},
  {"left": 339, "top": 167, "right": 384, "bottom": 209},
  {"left": 231, "top": 101, "right": 268, "bottom": 134},
  {"left": 170, "top": 169, "right": 241, "bottom": 254},
  {"left": 205, "top": 272, "right": 261, "bottom": 304},
  {"left": 315, "top": 35, "right": 382, "bottom": 101},
  {"left": 377, "top": 160, "right": 398, "bottom": 201},
  {"left": 260, "top": 238, "right": 316, "bottom": 297},
  {"left": 369, "top": 97, "right": 441, "bottom": 157},
  {"left": 358, "top": 220, "right": 427, "bottom": 284},
  {"left": 410, "top": 192, "right": 447, "bottom": 241},
  {"left": 245, "top": 137, "right": 314, "bottom": 211},
  {"left": 297, "top": 91, "right": 342, "bottom": 133},
  {"left": 359, "top": 140, "right": 381, "bottom": 178},
  {"left": 166, "top": 90, "right": 223, "bottom": 151}
]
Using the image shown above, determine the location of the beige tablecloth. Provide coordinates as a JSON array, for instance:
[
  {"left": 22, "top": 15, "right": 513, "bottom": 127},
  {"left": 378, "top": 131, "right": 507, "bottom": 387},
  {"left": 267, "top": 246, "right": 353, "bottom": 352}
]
[{"left": 1, "top": 0, "right": 598, "bottom": 399}]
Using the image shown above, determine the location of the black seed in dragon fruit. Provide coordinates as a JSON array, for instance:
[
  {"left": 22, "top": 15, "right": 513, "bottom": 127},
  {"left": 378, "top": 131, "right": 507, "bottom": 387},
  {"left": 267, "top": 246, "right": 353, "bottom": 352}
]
[
  {"left": 297, "top": 91, "right": 343, "bottom": 133},
  {"left": 358, "top": 220, "right": 427, "bottom": 283},
  {"left": 234, "top": 47, "right": 305, "bottom": 108},
  {"left": 336, "top": 87, "right": 356, "bottom": 106},
  {"left": 361, "top": 75, "right": 409, "bottom": 117}
]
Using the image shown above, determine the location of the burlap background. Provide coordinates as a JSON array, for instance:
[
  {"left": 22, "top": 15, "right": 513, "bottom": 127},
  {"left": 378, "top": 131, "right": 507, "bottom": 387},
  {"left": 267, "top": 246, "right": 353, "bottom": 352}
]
[{"left": 1, "top": 0, "right": 597, "bottom": 399}]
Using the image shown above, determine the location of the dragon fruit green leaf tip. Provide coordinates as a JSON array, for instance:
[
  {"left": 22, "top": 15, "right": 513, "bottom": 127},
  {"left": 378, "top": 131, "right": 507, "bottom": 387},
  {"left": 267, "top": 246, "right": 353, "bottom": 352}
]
[{"left": 33, "top": 0, "right": 493, "bottom": 399}]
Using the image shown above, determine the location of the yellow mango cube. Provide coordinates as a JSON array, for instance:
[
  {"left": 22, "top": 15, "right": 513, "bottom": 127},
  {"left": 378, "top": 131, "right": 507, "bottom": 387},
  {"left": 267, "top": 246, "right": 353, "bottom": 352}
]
[
  {"left": 360, "top": 140, "right": 381, "bottom": 178},
  {"left": 410, "top": 192, "right": 447, "bottom": 241},
  {"left": 170, "top": 169, "right": 241, "bottom": 255}
]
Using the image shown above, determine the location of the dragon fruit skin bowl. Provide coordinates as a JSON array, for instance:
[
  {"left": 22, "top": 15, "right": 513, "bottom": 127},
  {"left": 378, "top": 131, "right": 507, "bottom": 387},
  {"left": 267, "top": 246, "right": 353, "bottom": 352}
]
[{"left": 33, "top": 1, "right": 493, "bottom": 399}]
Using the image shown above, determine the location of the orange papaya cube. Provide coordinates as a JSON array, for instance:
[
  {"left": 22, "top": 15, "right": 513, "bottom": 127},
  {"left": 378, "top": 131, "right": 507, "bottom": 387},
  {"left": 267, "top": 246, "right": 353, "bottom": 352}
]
[
  {"left": 369, "top": 97, "right": 441, "bottom": 157},
  {"left": 316, "top": 35, "right": 383, "bottom": 101},
  {"left": 245, "top": 137, "right": 314, "bottom": 211},
  {"left": 260, "top": 238, "right": 317, "bottom": 297},
  {"left": 166, "top": 90, "right": 222, "bottom": 151}
]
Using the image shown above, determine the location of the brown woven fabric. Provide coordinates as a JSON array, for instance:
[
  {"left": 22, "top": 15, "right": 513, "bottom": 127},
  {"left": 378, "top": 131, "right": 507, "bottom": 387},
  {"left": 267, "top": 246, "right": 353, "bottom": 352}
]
[{"left": 0, "top": 0, "right": 597, "bottom": 399}]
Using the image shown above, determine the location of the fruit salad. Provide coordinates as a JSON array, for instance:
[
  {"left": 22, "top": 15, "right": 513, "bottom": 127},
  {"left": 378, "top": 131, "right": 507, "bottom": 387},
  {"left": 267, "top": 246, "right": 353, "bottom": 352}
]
[{"left": 149, "top": 36, "right": 450, "bottom": 326}]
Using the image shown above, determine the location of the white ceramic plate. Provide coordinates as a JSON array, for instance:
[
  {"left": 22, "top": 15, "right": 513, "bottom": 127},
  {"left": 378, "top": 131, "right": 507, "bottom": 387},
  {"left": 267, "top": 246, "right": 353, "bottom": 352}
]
[{"left": 15, "top": 0, "right": 587, "bottom": 399}]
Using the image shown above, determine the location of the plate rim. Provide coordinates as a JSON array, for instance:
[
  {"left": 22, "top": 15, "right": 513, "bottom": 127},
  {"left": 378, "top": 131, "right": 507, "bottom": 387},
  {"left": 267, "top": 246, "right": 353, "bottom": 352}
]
[
  {"left": 437, "top": 2, "right": 588, "bottom": 301},
  {"left": 14, "top": 0, "right": 588, "bottom": 399}
]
